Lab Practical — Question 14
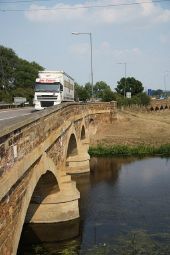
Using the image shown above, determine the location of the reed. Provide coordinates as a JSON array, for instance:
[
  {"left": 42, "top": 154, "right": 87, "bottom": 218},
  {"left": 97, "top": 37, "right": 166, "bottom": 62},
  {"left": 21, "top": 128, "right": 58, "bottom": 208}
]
[{"left": 89, "top": 144, "right": 170, "bottom": 157}]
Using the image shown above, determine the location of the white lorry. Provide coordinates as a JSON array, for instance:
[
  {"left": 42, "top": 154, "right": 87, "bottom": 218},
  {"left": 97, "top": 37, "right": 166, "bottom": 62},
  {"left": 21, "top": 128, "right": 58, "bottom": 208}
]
[{"left": 34, "top": 70, "right": 74, "bottom": 110}]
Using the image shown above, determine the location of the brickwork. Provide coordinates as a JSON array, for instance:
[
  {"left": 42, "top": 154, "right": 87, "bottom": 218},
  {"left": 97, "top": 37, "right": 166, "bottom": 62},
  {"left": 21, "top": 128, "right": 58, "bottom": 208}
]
[
  {"left": 0, "top": 102, "right": 117, "bottom": 255},
  {"left": 0, "top": 163, "right": 35, "bottom": 255},
  {"left": 149, "top": 99, "right": 170, "bottom": 111}
]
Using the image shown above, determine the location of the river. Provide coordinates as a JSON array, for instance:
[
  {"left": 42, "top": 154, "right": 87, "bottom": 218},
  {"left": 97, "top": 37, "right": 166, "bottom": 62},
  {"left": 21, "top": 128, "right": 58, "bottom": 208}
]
[{"left": 18, "top": 156, "right": 170, "bottom": 254}]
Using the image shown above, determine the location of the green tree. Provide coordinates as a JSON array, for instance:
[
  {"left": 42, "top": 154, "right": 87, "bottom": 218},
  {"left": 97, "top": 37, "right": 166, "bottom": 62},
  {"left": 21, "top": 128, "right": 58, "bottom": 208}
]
[
  {"left": 102, "top": 88, "right": 115, "bottom": 102},
  {"left": 84, "top": 82, "right": 92, "bottom": 99},
  {"left": 0, "top": 45, "right": 18, "bottom": 90},
  {"left": 115, "top": 77, "right": 144, "bottom": 96},
  {"left": 151, "top": 89, "right": 163, "bottom": 96},
  {"left": 74, "top": 83, "right": 89, "bottom": 102},
  {"left": 14, "top": 59, "right": 43, "bottom": 88},
  {"left": 93, "top": 81, "right": 110, "bottom": 98},
  {"left": 137, "top": 92, "right": 150, "bottom": 105},
  {"left": 0, "top": 45, "right": 44, "bottom": 103}
]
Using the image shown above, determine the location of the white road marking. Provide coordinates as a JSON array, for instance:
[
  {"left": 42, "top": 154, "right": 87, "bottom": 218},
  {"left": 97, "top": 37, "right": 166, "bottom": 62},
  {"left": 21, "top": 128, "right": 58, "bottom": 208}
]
[{"left": 0, "top": 113, "right": 31, "bottom": 121}]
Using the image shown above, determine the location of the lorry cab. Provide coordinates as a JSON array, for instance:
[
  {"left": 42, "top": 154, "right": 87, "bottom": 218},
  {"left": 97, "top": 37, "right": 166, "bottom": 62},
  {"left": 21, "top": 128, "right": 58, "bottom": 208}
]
[
  {"left": 34, "top": 71, "right": 74, "bottom": 110},
  {"left": 34, "top": 81, "right": 62, "bottom": 110}
]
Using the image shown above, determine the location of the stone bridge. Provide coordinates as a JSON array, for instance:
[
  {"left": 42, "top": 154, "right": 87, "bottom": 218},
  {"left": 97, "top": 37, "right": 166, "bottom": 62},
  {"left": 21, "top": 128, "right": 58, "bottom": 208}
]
[
  {"left": 0, "top": 102, "right": 117, "bottom": 255},
  {"left": 149, "top": 99, "right": 170, "bottom": 111}
]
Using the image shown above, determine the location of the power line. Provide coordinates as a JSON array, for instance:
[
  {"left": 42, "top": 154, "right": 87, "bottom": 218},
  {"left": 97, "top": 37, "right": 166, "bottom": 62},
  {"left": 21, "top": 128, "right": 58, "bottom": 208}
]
[
  {"left": 0, "top": 0, "right": 146, "bottom": 3},
  {"left": 0, "top": 0, "right": 53, "bottom": 3},
  {"left": 0, "top": 0, "right": 170, "bottom": 12}
]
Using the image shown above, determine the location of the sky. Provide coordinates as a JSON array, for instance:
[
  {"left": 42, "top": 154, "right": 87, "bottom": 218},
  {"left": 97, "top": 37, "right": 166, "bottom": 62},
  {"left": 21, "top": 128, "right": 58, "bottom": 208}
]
[{"left": 0, "top": 0, "right": 170, "bottom": 91}]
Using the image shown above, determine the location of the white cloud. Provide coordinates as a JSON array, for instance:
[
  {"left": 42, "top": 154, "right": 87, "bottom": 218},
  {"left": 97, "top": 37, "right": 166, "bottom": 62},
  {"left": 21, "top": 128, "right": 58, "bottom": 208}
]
[
  {"left": 140, "top": 1, "right": 155, "bottom": 16},
  {"left": 160, "top": 34, "right": 170, "bottom": 44},
  {"left": 25, "top": 0, "right": 170, "bottom": 26},
  {"left": 156, "top": 9, "right": 170, "bottom": 23},
  {"left": 69, "top": 42, "right": 90, "bottom": 55},
  {"left": 25, "top": 3, "right": 88, "bottom": 23},
  {"left": 111, "top": 47, "right": 142, "bottom": 58}
]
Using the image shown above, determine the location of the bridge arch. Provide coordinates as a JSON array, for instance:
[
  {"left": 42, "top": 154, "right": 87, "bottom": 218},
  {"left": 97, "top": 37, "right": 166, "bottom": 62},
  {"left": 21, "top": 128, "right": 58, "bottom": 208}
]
[
  {"left": 80, "top": 125, "right": 86, "bottom": 140},
  {"left": 66, "top": 133, "right": 78, "bottom": 158},
  {"left": 65, "top": 121, "right": 90, "bottom": 174},
  {"left": 14, "top": 153, "right": 60, "bottom": 255},
  {"left": 63, "top": 124, "right": 79, "bottom": 161},
  {"left": 89, "top": 117, "right": 97, "bottom": 136},
  {"left": 79, "top": 118, "right": 89, "bottom": 142}
]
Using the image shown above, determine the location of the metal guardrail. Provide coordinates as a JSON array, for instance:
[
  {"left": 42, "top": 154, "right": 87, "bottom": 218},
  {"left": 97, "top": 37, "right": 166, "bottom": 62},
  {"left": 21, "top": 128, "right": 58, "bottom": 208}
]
[{"left": 0, "top": 103, "right": 26, "bottom": 110}]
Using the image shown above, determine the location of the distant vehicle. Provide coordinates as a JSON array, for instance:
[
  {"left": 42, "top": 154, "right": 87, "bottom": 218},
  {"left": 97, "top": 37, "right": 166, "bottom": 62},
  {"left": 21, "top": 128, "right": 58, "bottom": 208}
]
[
  {"left": 157, "top": 96, "right": 168, "bottom": 100},
  {"left": 13, "top": 97, "right": 27, "bottom": 105},
  {"left": 34, "top": 70, "right": 74, "bottom": 110}
]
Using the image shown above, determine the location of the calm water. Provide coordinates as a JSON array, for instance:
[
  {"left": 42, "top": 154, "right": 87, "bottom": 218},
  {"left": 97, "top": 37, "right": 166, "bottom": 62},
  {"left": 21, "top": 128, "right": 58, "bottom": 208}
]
[{"left": 18, "top": 157, "right": 170, "bottom": 254}]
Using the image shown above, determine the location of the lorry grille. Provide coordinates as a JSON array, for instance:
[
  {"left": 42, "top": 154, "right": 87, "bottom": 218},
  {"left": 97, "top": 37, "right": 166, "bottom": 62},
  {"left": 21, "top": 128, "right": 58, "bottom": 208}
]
[
  {"left": 37, "top": 96, "right": 58, "bottom": 100},
  {"left": 41, "top": 101, "right": 54, "bottom": 107}
]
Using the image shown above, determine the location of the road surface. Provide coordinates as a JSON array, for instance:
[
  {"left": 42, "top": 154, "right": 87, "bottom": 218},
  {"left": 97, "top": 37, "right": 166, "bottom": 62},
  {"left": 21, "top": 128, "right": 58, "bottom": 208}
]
[{"left": 0, "top": 107, "right": 35, "bottom": 130}]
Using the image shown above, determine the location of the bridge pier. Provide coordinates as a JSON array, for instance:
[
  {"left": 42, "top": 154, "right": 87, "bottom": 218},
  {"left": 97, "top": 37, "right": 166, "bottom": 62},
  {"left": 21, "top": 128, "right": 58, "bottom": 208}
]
[
  {"left": 26, "top": 175, "right": 80, "bottom": 223},
  {"left": 66, "top": 153, "right": 90, "bottom": 174},
  {"left": 66, "top": 138, "right": 90, "bottom": 174}
]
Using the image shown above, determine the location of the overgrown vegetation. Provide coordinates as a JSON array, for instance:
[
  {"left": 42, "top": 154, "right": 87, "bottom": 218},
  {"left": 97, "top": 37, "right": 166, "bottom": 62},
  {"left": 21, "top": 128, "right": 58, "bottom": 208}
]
[{"left": 89, "top": 144, "right": 170, "bottom": 157}]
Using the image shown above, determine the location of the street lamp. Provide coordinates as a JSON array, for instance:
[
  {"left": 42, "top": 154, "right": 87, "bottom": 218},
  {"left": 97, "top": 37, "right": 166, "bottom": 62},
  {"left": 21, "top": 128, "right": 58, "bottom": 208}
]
[
  {"left": 164, "top": 71, "right": 169, "bottom": 96},
  {"left": 72, "top": 32, "right": 94, "bottom": 99},
  {"left": 117, "top": 62, "right": 127, "bottom": 98}
]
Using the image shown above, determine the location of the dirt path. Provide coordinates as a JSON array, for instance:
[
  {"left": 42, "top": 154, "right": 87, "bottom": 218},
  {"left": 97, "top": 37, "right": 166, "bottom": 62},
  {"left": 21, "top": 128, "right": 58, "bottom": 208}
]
[{"left": 91, "top": 109, "right": 170, "bottom": 147}]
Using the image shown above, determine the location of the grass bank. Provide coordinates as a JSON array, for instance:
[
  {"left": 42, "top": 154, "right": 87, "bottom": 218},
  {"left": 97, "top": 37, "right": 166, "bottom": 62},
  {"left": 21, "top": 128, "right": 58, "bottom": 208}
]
[{"left": 89, "top": 144, "right": 170, "bottom": 157}]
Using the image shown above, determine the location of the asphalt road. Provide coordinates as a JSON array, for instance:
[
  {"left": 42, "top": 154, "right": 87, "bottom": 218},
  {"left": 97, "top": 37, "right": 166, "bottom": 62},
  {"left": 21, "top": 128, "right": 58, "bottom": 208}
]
[{"left": 0, "top": 107, "right": 35, "bottom": 131}]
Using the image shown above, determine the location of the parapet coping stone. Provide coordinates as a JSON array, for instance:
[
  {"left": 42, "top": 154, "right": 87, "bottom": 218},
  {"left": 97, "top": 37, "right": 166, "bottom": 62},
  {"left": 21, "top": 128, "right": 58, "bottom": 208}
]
[
  {"left": 0, "top": 102, "right": 77, "bottom": 138},
  {"left": 0, "top": 101, "right": 115, "bottom": 139}
]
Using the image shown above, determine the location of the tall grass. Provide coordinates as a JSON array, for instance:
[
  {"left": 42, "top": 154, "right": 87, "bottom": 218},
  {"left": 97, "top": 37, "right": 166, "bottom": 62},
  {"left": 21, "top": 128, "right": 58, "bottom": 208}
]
[{"left": 89, "top": 144, "right": 170, "bottom": 157}]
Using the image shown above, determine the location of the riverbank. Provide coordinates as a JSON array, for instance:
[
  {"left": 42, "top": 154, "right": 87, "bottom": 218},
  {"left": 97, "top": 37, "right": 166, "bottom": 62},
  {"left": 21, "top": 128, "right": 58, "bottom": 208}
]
[
  {"left": 89, "top": 109, "right": 170, "bottom": 156},
  {"left": 89, "top": 144, "right": 170, "bottom": 156}
]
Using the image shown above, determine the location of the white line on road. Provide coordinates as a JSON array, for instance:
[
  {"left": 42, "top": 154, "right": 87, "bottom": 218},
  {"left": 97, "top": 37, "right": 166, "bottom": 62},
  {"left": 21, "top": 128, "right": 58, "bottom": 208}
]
[{"left": 0, "top": 113, "right": 31, "bottom": 121}]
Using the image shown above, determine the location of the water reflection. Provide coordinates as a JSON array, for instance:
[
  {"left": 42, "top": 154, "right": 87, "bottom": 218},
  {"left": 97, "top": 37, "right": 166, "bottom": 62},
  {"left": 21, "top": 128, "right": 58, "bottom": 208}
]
[
  {"left": 17, "top": 219, "right": 80, "bottom": 254},
  {"left": 18, "top": 156, "right": 170, "bottom": 254}
]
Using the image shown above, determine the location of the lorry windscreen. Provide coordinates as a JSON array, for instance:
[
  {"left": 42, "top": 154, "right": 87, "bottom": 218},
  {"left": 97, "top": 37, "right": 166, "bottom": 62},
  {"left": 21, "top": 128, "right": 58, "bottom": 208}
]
[{"left": 35, "top": 83, "right": 60, "bottom": 92}]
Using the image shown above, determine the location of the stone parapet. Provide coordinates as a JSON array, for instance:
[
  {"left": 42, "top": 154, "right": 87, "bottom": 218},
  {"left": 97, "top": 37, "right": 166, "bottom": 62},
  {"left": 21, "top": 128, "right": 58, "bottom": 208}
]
[{"left": 0, "top": 101, "right": 117, "bottom": 255}]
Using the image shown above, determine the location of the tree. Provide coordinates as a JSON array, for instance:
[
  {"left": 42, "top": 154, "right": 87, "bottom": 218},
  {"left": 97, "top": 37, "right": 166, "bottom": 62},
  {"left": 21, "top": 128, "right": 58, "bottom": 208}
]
[
  {"left": 0, "top": 45, "right": 18, "bottom": 90},
  {"left": 151, "top": 89, "right": 163, "bottom": 96},
  {"left": 0, "top": 45, "right": 44, "bottom": 103},
  {"left": 74, "top": 83, "right": 89, "bottom": 102},
  {"left": 93, "top": 81, "right": 110, "bottom": 98},
  {"left": 101, "top": 88, "right": 115, "bottom": 102},
  {"left": 115, "top": 77, "right": 144, "bottom": 96},
  {"left": 84, "top": 82, "right": 92, "bottom": 99},
  {"left": 14, "top": 59, "right": 44, "bottom": 88},
  {"left": 136, "top": 92, "right": 150, "bottom": 105}
]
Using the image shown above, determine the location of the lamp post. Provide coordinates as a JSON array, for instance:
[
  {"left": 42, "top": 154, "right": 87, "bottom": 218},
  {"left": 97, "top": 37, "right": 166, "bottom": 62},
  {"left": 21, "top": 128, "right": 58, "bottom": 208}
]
[
  {"left": 72, "top": 32, "right": 93, "bottom": 99},
  {"left": 117, "top": 62, "right": 127, "bottom": 98},
  {"left": 164, "top": 71, "right": 169, "bottom": 97}
]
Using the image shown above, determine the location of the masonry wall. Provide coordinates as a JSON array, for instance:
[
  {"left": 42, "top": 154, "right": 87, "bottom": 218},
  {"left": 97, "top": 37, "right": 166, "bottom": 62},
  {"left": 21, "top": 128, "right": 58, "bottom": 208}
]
[
  {"left": 0, "top": 162, "right": 36, "bottom": 254},
  {"left": 0, "top": 102, "right": 117, "bottom": 255}
]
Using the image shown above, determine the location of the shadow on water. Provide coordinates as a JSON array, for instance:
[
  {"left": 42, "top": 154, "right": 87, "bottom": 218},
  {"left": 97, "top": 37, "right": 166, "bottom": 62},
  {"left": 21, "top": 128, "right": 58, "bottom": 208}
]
[{"left": 17, "top": 219, "right": 80, "bottom": 255}]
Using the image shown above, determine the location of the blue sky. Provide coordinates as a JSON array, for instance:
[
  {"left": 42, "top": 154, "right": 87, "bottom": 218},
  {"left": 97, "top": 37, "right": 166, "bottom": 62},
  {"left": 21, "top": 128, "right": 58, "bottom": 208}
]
[{"left": 0, "top": 0, "right": 170, "bottom": 91}]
